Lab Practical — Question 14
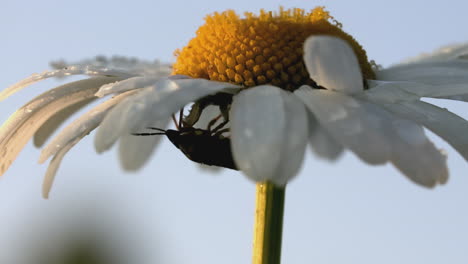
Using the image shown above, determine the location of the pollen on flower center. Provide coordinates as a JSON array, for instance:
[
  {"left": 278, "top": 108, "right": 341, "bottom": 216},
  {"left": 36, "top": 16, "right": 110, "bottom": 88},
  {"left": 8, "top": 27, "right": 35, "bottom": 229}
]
[{"left": 173, "top": 7, "right": 375, "bottom": 91}]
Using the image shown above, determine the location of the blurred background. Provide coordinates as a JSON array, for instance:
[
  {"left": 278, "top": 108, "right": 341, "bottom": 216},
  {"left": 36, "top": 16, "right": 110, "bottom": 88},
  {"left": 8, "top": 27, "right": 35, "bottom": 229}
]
[{"left": 1, "top": 0, "right": 468, "bottom": 263}]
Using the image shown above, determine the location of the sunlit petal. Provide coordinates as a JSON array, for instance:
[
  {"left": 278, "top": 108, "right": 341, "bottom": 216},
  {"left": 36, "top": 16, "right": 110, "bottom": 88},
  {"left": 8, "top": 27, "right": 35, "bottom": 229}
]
[
  {"left": 95, "top": 76, "right": 161, "bottom": 97},
  {"left": 96, "top": 75, "right": 192, "bottom": 98},
  {"left": 32, "top": 76, "right": 120, "bottom": 147},
  {"left": 51, "top": 55, "right": 172, "bottom": 77},
  {"left": 0, "top": 77, "right": 114, "bottom": 176},
  {"left": 33, "top": 98, "right": 95, "bottom": 147},
  {"left": 42, "top": 139, "right": 79, "bottom": 199},
  {"left": 0, "top": 66, "right": 130, "bottom": 101},
  {"left": 39, "top": 90, "right": 138, "bottom": 164}
]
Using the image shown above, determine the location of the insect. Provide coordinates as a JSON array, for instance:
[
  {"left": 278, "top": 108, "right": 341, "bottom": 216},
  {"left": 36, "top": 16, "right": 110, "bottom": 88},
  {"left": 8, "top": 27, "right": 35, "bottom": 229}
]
[{"left": 133, "top": 93, "right": 238, "bottom": 170}]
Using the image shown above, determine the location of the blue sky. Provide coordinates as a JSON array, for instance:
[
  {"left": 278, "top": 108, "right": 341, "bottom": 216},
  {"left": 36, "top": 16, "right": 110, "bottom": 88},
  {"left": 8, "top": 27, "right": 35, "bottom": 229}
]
[{"left": 1, "top": 0, "right": 468, "bottom": 263}]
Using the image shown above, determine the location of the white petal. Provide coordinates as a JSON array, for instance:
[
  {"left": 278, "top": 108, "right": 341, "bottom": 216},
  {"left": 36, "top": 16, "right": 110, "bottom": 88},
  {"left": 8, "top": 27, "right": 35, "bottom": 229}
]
[
  {"left": 95, "top": 76, "right": 161, "bottom": 97},
  {"left": 39, "top": 90, "right": 138, "bottom": 163},
  {"left": 306, "top": 113, "right": 343, "bottom": 160},
  {"left": 309, "top": 129, "right": 343, "bottom": 160},
  {"left": 95, "top": 75, "right": 194, "bottom": 98},
  {"left": 364, "top": 81, "right": 425, "bottom": 103},
  {"left": 381, "top": 100, "right": 468, "bottom": 161},
  {"left": 275, "top": 91, "right": 309, "bottom": 185},
  {"left": 118, "top": 119, "right": 169, "bottom": 171},
  {"left": 365, "top": 80, "right": 468, "bottom": 103},
  {"left": 396, "top": 42, "right": 468, "bottom": 65},
  {"left": 0, "top": 77, "right": 111, "bottom": 176},
  {"left": 295, "top": 86, "right": 392, "bottom": 164},
  {"left": 0, "top": 66, "right": 130, "bottom": 101},
  {"left": 95, "top": 78, "right": 240, "bottom": 153},
  {"left": 33, "top": 98, "right": 95, "bottom": 147},
  {"left": 361, "top": 102, "right": 448, "bottom": 186},
  {"left": 42, "top": 139, "right": 79, "bottom": 199},
  {"left": 94, "top": 92, "right": 142, "bottom": 153},
  {"left": 230, "top": 85, "right": 309, "bottom": 186},
  {"left": 51, "top": 56, "right": 172, "bottom": 77},
  {"left": 32, "top": 76, "right": 120, "bottom": 147},
  {"left": 377, "top": 61, "right": 468, "bottom": 86},
  {"left": 309, "top": 122, "right": 344, "bottom": 161},
  {"left": 389, "top": 119, "right": 448, "bottom": 187},
  {"left": 303, "top": 35, "right": 363, "bottom": 94},
  {"left": 299, "top": 86, "right": 448, "bottom": 186},
  {"left": 303, "top": 87, "right": 447, "bottom": 186}
]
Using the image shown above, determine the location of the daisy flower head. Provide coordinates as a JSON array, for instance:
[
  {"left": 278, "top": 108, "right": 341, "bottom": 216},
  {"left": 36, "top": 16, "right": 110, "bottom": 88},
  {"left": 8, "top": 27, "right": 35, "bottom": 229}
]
[{"left": 1, "top": 7, "right": 468, "bottom": 199}]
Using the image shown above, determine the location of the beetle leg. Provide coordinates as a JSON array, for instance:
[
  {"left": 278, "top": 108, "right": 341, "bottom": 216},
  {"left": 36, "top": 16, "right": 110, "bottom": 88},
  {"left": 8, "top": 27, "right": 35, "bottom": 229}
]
[
  {"left": 213, "top": 127, "right": 230, "bottom": 137},
  {"left": 182, "top": 101, "right": 204, "bottom": 128},
  {"left": 211, "top": 119, "right": 229, "bottom": 134},
  {"left": 207, "top": 113, "right": 223, "bottom": 132},
  {"left": 178, "top": 107, "right": 184, "bottom": 128}
]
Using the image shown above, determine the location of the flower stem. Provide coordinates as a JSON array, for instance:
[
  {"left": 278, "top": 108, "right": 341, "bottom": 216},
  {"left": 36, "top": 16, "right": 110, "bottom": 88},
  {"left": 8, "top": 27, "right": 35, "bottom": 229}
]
[{"left": 252, "top": 181, "right": 286, "bottom": 264}]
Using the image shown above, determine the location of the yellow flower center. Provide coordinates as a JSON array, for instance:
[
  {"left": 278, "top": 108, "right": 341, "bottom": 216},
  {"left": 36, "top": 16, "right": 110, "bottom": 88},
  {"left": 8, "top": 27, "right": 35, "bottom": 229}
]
[{"left": 173, "top": 7, "right": 375, "bottom": 91}]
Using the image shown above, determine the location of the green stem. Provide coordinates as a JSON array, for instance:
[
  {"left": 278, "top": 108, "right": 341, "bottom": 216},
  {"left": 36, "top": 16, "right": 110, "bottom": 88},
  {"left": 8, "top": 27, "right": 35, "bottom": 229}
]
[{"left": 252, "top": 182, "right": 286, "bottom": 264}]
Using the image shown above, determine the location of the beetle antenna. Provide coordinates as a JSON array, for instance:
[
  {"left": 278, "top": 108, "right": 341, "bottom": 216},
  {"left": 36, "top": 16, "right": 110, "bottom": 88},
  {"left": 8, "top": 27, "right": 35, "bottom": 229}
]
[
  {"left": 147, "top": 127, "right": 166, "bottom": 132},
  {"left": 132, "top": 127, "right": 166, "bottom": 136},
  {"left": 132, "top": 132, "right": 166, "bottom": 136}
]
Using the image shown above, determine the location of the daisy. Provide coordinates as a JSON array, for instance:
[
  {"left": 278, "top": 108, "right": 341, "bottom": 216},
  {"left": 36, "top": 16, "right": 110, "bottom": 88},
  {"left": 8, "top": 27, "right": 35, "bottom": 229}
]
[
  {"left": 2, "top": 6, "right": 466, "bottom": 191},
  {"left": 1, "top": 7, "right": 468, "bottom": 262}
]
